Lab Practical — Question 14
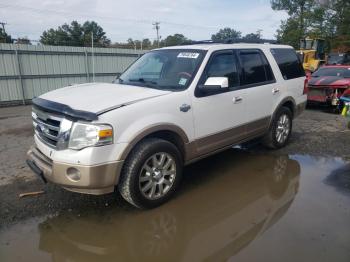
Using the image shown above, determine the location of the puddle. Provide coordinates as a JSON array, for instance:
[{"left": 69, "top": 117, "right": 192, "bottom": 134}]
[{"left": 1, "top": 151, "right": 350, "bottom": 262}]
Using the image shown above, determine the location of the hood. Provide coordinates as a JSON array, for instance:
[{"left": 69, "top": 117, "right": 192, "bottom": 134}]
[
  {"left": 309, "top": 76, "right": 350, "bottom": 87},
  {"left": 39, "top": 83, "right": 171, "bottom": 114}
]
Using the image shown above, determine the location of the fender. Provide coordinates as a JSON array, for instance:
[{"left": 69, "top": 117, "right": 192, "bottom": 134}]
[{"left": 119, "top": 123, "right": 189, "bottom": 161}]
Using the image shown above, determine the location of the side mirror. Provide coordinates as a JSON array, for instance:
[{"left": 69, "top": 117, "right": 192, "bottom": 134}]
[{"left": 199, "top": 77, "right": 229, "bottom": 93}]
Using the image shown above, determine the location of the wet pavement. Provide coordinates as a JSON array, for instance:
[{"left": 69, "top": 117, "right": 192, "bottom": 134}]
[{"left": 1, "top": 150, "right": 350, "bottom": 262}]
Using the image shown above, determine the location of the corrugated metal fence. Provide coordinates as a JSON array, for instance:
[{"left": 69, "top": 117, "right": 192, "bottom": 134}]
[{"left": 0, "top": 43, "right": 145, "bottom": 105}]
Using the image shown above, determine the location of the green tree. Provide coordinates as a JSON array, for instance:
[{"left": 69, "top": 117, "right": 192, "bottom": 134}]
[
  {"left": 211, "top": 28, "right": 241, "bottom": 41},
  {"left": 276, "top": 17, "right": 302, "bottom": 47},
  {"left": 162, "top": 34, "right": 190, "bottom": 46},
  {"left": 327, "top": 0, "right": 350, "bottom": 50},
  {"left": 141, "top": 38, "right": 152, "bottom": 49},
  {"left": 40, "top": 21, "right": 110, "bottom": 47},
  {"left": 82, "top": 21, "right": 110, "bottom": 47},
  {"left": 271, "top": 0, "right": 316, "bottom": 48},
  {"left": 242, "top": 30, "right": 262, "bottom": 42},
  {"left": 40, "top": 28, "right": 70, "bottom": 46},
  {"left": 272, "top": 0, "right": 350, "bottom": 51},
  {"left": 0, "top": 28, "right": 13, "bottom": 43},
  {"left": 14, "top": 37, "right": 32, "bottom": 45}
]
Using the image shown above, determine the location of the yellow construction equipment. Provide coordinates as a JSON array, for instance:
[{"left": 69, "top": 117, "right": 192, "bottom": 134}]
[{"left": 297, "top": 37, "right": 326, "bottom": 72}]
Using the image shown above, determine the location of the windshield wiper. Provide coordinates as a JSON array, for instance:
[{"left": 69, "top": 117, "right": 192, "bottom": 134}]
[{"left": 128, "top": 78, "right": 158, "bottom": 86}]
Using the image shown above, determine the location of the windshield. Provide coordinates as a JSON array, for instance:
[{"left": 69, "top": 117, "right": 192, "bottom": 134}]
[
  {"left": 118, "top": 49, "right": 206, "bottom": 90},
  {"left": 327, "top": 54, "right": 344, "bottom": 65},
  {"left": 305, "top": 39, "right": 313, "bottom": 50},
  {"left": 312, "top": 67, "right": 350, "bottom": 78}
]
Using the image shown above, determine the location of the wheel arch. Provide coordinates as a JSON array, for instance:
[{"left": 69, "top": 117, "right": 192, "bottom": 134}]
[
  {"left": 273, "top": 97, "right": 296, "bottom": 120},
  {"left": 120, "top": 124, "right": 189, "bottom": 163}
]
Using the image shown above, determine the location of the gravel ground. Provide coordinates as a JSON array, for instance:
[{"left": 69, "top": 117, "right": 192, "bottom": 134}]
[{"left": 0, "top": 105, "right": 349, "bottom": 227}]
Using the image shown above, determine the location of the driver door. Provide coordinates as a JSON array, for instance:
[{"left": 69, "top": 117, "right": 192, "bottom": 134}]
[{"left": 191, "top": 50, "right": 247, "bottom": 156}]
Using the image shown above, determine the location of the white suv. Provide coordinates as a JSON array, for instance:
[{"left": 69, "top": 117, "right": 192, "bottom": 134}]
[{"left": 27, "top": 43, "right": 307, "bottom": 208}]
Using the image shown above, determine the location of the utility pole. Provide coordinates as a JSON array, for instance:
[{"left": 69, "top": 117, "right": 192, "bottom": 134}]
[
  {"left": 0, "top": 22, "right": 7, "bottom": 33},
  {"left": 152, "top": 22, "right": 160, "bottom": 47}
]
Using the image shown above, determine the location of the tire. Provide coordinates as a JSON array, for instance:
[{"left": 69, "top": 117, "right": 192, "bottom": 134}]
[
  {"left": 118, "top": 138, "right": 183, "bottom": 209},
  {"left": 262, "top": 107, "right": 293, "bottom": 149}
]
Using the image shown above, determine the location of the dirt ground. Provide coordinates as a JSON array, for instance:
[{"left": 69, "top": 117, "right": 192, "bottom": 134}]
[
  {"left": 0, "top": 105, "right": 350, "bottom": 262},
  {"left": 0, "top": 105, "right": 349, "bottom": 228}
]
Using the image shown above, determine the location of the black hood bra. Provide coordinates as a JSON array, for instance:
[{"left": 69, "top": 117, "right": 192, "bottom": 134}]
[{"left": 32, "top": 97, "right": 98, "bottom": 121}]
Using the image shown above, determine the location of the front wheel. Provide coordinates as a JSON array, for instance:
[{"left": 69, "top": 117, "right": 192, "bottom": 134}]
[
  {"left": 118, "top": 138, "right": 183, "bottom": 209},
  {"left": 262, "top": 107, "right": 293, "bottom": 149}
]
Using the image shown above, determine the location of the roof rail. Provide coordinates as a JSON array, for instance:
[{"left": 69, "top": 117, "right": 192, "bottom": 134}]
[{"left": 186, "top": 38, "right": 278, "bottom": 45}]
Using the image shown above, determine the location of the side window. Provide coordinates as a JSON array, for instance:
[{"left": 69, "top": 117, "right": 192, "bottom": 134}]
[
  {"left": 205, "top": 52, "right": 240, "bottom": 88},
  {"left": 239, "top": 51, "right": 273, "bottom": 85},
  {"left": 270, "top": 48, "right": 305, "bottom": 80},
  {"left": 261, "top": 53, "right": 275, "bottom": 81}
]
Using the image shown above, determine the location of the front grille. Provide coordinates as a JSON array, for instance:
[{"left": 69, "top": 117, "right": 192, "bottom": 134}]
[{"left": 32, "top": 107, "right": 63, "bottom": 148}]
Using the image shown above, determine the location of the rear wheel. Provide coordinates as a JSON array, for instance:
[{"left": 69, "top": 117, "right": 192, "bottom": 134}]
[
  {"left": 263, "top": 107, "right": 293, "bottom": 149},
  {"left": 118, "top": 138, "right": 183, "bottom": 209}
]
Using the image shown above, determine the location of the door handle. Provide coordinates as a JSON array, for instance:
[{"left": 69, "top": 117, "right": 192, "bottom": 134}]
[
  {"left": 233, "top": 96, "right": 243, "bottom": 103},
  {"left": 179, "top": 104, "right": 191, "bottom": 112},
  {"left": 272, "top": 88, "right": 280, "bottom": 94}
]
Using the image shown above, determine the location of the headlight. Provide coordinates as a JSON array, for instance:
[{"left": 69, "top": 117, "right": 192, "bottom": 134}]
[{"left": 68, "top": 122, "right": 113, "bottom": 150}]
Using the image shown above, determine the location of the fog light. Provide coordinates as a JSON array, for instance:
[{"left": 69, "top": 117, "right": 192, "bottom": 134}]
[{"left": 66, "top": 167, "right": 81, "bottom": 181}]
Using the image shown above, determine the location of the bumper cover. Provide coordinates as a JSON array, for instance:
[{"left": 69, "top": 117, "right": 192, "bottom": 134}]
[{"left": 27, "top": 146, "right": 123, "bottom": 195}]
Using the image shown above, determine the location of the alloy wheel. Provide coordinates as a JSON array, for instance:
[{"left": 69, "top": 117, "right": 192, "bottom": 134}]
[{"left": 139, "top": 152, "right": 176, "bottom": 200}]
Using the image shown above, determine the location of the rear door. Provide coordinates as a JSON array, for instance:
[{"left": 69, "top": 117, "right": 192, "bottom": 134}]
[
  {"left": 236, "top": 49, "right": 277, "bottom": 136},
  {"left": 270, "top": 48, "right": 306, "bottom": 105}
]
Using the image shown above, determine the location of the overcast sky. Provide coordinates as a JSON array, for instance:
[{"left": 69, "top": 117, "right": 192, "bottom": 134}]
[{"left": 0, "top": 0, "right": 288, "bottom": 43}]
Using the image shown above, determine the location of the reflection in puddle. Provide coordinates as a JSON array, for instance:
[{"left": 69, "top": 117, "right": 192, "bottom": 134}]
[
  {"left": 324, "top": 164, "right": 350, "bottom": 195},
  {"left": 1, "top": 151, "right": 350, "bottom": 262}
]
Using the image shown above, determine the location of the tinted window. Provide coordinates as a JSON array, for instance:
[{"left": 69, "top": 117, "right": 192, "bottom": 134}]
[
  {"left": 271, "top": 48, "right": 305, "bottom": 80},
  {"left": 239, "top": 51, "right": 273, "bottom": 85},
  {"left": 327, "top": 54, "right": 345, "bottom": 65},
  {"left": 261, "top": 53, "right": 274, "bottom": 81},
  {"left": 345, "top": 69, "right": 350, "bottom": 78},
  {"left": 206, "top": 52, "right": 239, "bottom": 87}
]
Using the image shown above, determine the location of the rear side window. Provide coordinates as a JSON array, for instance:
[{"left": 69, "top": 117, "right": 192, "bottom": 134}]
[
  {"left": 239, "top": 50, "right": 275, "bottom": 86},
  {"left": 271, "top": 48, "right": 305, "bottom": 80}
]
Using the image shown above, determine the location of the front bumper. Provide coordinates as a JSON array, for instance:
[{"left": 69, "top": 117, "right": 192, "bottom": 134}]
[
  {"left": 27, "top": 146, "right": 123, "bottom": 195},
  {"left": 307, "top": 87, "right": 346, "bottom": 105}
]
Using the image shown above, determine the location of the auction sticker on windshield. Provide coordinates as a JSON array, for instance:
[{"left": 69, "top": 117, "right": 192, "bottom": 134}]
[
  {"left": 179, "top": 78, "right": 188, "bottom": 85},
  {"left": 177, "top": 52, "right": 200, "bottom": 59}
]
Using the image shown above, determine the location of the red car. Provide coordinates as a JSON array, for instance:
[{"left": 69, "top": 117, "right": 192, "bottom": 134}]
[{"left": 307, "top": 65, "right": 350, "bottom": 106}]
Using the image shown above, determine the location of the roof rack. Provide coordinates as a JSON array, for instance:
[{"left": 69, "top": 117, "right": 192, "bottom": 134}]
[{"left": 186, "top": 38, "right": 278, "bottom": 45}]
